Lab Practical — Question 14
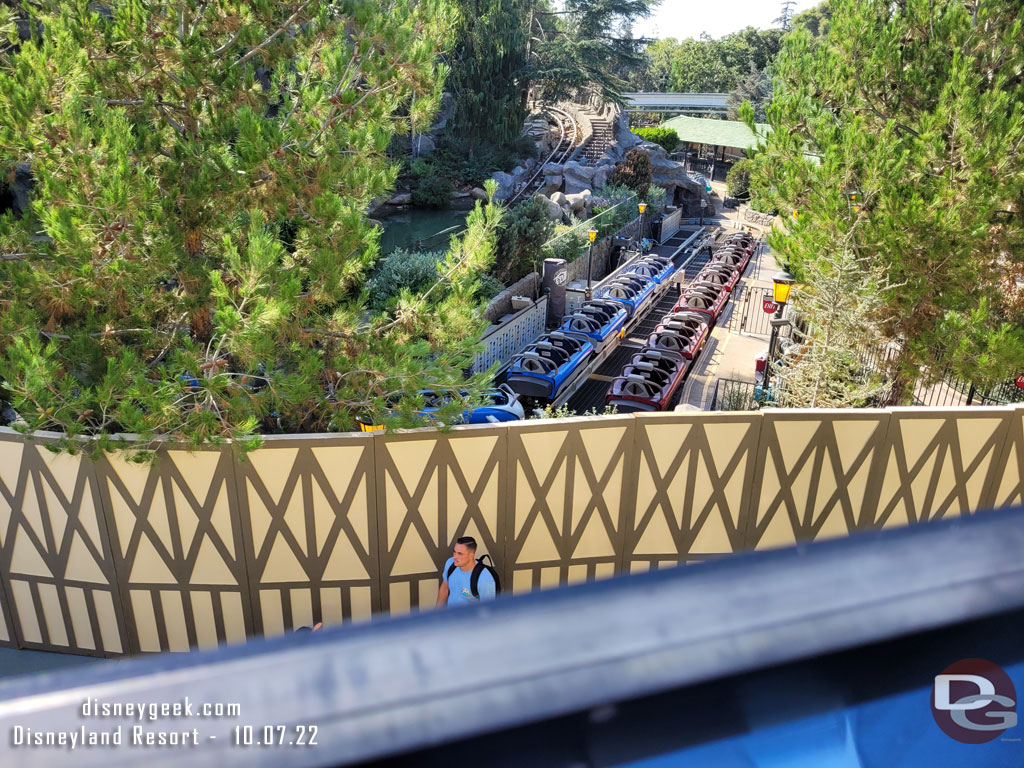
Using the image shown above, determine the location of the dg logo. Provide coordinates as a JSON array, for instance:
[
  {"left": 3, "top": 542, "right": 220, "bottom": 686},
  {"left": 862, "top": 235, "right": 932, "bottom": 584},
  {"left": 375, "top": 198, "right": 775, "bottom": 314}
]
[{"left": 932, "top": 658, "right": 1018, "bottom": 744}]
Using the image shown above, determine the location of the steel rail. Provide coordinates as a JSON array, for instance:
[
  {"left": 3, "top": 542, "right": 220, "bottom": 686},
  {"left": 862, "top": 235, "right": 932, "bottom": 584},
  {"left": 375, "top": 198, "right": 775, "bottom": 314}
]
[{"left": 508, "top": 105, "right": 579, "bottom": 205}]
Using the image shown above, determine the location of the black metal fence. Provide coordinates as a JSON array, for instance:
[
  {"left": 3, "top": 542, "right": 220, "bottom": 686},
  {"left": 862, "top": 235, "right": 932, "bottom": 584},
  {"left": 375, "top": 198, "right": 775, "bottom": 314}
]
[
  {"left": 795, "top": 336, "right": 1024, "bottom": 408},
  {"left": 709, "top": 378, "right": 760, "bottom": 411},
  {"left": 731, "top": 286, "right": 776, "bottom": 337}
]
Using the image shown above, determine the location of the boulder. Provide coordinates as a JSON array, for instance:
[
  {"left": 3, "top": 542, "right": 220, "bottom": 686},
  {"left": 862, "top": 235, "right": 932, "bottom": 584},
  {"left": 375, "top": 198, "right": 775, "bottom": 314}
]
[
  {"left": 512, "top": 165, "right": 527, "bottom": 178},
  {"left": 645, "top": 151, "right": 703, "bottom": 199},
  {"left": 540, "top": 174, "right": 562, "bottom": 196},
  {"left": 387, "top": 192, "right": 412, "bottom": 206},
  {"left": 603, "top": 144, "right": 626, "bottom": 164},
  {"left": 470, "top": 186, "right": 489, "bottom": 201},
  {"left": 550, "top": 191, "right": 568, "bottom": 207},
  {"left": 543, "top": 162, "right": 564, "bottom": 175},
  {"left": 562, "top": 160, "right": 595, "bottom": 194},
  {"left": 491, "top": 171, "right": 516, "bottom": 202},
  {"left": 564, "top": 191, "right": 589, "bottom": 213},
  {"left": 614, "top": 110, "right": 643, "bottom": 150},
  {"left": 591, "top": 166, "right": 611, "bottom": 190},
  {"left": 533, "top": 193, "right": 564, "bottom": 222},
  {"left": 430, "top": 92, "right": 456, "bottom": 135},
  {"left": 413, "top": 134, "right": 436, "bottom": 155},
  {"left": 639, "top": 141, "right": 670, "bottom": 162}
]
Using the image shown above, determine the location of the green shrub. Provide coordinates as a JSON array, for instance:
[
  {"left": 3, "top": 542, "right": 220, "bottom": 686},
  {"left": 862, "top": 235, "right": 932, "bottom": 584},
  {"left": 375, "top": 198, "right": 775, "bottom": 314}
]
[
  {"left": 608, "top": 149, "right": 652, "bottom": 198},
  {"left": 476, "top": 273, "right": 506, "bottom": 301},
  {"left": 511, "top": 134, "right": 539, "bottom": 160},
  {"left": 544, "top": 227, "right": 586, "bottom": 264},
  {"left": 494, "top": 196, "right": 556, "bottom": 283},
  {"left": 423, "top": 135, "right": 536, "bottom": 189},
  {"left": 366, "top": 248, "right": 441, "bottom": 311},
  {"left": 409, "top": 157, "right": 436, "bottom": 177},
  {"left": 726, "top": 158, "right": 752, "bottom": 199},
  {"left": 412, "top": 174, "right": 454, "bottom": 209},
  {"left": 591, "top": 184, "right": 637, "bottom": 238},
  {"left": 632, "top": 127, "right": 680, "bottom": 153}
]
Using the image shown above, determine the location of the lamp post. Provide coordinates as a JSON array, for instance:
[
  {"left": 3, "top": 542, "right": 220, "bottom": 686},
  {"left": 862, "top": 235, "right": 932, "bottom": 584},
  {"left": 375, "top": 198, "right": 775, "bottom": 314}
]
[
  {"left": 637, "top": 201, "right": 647, "bottom": 251},
  {"left": 767, "top": 268, "right": 797, "bottom": 366},
  {"left": 585, "top": 228, "right": 598, "bottom": 299}
]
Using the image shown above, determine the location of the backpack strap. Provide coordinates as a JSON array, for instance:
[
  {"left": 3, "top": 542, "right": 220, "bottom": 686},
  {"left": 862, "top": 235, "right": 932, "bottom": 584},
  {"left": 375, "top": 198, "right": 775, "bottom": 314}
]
[
  {"left": 470, "top": 555, "right": 501, "bottom": 597},
  {"left": 446, "top": 563, "right": 456, "bottom": 581},
  {"left": 469, "top": 562, "right": 483, "bottom": 598}
]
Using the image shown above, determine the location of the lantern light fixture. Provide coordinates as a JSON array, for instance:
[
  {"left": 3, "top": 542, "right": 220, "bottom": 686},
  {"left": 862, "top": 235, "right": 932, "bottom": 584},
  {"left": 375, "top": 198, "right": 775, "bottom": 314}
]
[{"left": 772, "top": 268, "right": 797, "bottom": 305}]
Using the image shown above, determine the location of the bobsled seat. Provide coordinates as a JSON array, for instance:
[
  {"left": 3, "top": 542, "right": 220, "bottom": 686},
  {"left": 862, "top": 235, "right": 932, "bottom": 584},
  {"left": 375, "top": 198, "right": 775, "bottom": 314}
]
[
  {"left": 606, "top": 349, "right": 688, "bottom": 412},
  {"left": 624, "top": 256, "right": 674, "bottom": 284},
  {"left": 632, "top": 348, "right": 686, "bottom": 377},
  {"left": 561, "top": 314, "right": 602, "bottom": 334},
  {"left": 694, "top": 263, "right": 740, "bottom": 291},
  {"left": 580, "top": 300, "right": 624, "bottom": 324}
]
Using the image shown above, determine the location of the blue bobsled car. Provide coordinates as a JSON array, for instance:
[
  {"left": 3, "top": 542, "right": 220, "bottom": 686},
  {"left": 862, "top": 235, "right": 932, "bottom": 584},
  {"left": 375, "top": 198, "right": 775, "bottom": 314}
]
[{"left": 412, "top": 384, "right": 526, "bottom": 424}]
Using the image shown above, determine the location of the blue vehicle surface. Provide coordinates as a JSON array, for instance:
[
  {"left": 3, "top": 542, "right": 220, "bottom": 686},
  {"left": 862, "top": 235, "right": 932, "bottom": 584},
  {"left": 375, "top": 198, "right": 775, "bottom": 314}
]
[
  {"left": 414, "top": 384, "right": 525, "bottom": 424},
  {"left": 622, "top": 255, "right": 675, "bottom": 285},
  {"left": 506, "top": 332, "right": 595, "bottom": 400},
  {"left": 594, "top": 274, "right": 657, "bottom": 317},
  {"left": 558, "top": 299, "right": 627, "bottom": 349}
]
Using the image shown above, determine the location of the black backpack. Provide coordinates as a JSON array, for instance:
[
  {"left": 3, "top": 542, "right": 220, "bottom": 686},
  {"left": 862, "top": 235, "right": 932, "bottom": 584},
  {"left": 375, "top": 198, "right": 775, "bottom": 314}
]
[{"left": 446, "top": 553, "right": 502, "bottom": 598}]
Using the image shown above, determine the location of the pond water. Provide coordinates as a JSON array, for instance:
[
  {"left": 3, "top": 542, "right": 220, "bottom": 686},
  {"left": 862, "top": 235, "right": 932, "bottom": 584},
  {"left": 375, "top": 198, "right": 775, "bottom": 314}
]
[{"left": 378, "top": 208, "right": 470, "bottom": 254}]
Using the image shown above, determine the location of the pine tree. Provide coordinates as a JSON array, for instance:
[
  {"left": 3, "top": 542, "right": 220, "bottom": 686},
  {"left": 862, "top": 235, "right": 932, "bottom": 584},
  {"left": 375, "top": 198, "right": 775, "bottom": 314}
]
[
  {"left": 774, "top": 244, "right": 888, "bottom": 408},
  {"left": 750, "top": 0, "right": 1024, "bottom": 405},
  {"left": 447, "top": 0, "right": 530, "bottom": 148},
  {"left": 774, "top": 1, "right": 797, "bottom": 31},
  {"left": 528, "top": 0, "right": 655, "bottom": 105},
  {"left": 727, "top": 62, "right": 772, "bottom": 122},
  {"left": 0, "top": 1, "right": 504, "bottom": 453}
]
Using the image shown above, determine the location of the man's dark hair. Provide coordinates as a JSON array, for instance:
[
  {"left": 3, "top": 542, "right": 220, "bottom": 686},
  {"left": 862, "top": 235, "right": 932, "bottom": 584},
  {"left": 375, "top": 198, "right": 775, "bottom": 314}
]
[{"left": 455, "top": 536, "right": 477, "bottom": 553}]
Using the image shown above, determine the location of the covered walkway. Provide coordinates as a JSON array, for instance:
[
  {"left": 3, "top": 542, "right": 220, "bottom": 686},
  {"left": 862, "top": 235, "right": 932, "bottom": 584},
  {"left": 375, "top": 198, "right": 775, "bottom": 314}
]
[{"left": 623, "top": 92, "right": 730, "bottom": 114}]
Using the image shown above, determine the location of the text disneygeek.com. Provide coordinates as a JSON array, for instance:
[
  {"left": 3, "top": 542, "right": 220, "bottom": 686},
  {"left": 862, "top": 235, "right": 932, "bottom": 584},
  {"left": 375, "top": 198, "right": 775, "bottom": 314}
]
[{"left": 9, "top": 697, "right": 318, "bottom": 750}]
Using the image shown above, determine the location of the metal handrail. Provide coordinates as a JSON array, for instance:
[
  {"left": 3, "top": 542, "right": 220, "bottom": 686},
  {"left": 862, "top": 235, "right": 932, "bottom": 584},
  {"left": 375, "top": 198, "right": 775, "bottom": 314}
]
[{"left": 3, "top": 507, "right": 1024, "bottom": 767}]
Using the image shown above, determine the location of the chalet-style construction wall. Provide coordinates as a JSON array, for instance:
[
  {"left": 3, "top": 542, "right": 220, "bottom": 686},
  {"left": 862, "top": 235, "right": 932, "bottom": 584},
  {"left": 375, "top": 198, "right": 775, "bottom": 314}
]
[{"left": 0, "top": 404, "right": 1021, "bottom": 656}]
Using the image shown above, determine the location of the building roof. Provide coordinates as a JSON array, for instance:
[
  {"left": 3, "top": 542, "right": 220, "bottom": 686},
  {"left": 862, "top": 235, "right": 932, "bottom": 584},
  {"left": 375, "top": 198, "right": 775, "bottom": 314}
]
[{"left": 660, "top": 115, "right": 771, "bottom": 151}]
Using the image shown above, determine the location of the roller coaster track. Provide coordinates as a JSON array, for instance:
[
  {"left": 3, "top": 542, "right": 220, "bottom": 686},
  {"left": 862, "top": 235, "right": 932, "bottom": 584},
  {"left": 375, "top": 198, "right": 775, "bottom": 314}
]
[
  {"left": 549, "top": 228, "right": 712, "bottom": 411},
  {"left": 507, "top": 105, "right": 580, "bottom": 205}
]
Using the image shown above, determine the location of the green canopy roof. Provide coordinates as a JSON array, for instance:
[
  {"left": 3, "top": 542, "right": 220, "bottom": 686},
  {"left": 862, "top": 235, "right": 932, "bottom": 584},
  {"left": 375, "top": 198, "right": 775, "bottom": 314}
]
[{"left": 659, "top": 115, "right": 771, "bottom": 151}]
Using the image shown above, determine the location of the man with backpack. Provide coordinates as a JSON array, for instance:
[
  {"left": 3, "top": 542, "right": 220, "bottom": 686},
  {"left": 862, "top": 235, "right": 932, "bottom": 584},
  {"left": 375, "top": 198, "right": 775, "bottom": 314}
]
[{"left": 436, "top": 536, "right": 500, "bottom": 606}]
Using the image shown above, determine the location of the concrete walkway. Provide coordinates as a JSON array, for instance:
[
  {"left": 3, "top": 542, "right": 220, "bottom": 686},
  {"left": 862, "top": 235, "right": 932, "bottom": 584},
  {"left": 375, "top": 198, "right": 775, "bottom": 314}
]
[{"left": 678, "top": 207, "right": 781, "bottom": 410}]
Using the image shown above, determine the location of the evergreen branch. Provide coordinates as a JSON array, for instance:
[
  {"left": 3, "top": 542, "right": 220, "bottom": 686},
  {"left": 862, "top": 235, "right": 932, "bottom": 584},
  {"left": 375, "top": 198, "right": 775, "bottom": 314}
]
[
  {"left": 231, "top": 1, "right": 314, "bottom": 69},
  {"left": 106, "top": 99, "right": 189, "bottom": 110},
  {"left": 304, "top": 81, "right": 399, "bottom": 151},
  {"left": 213, "top": 28, "right": 244, "bottom": 57},
  {"left": 188, "top": 1, "right": 211, "bottom": 36},
  {"left": 156, "top": 103, "right": 187, "bottom": 136},
  {"left": 34, "top": 327, "right": 180, "bottom": 341},
  {"left": 300, "top": 327, "right": 350, "bottom": 339},
  {"left": 852, "top": 68, "right": 921, "bottom": 138},
  {"left": 148, "top": 314, "right": 188, "bottom": 369}
]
